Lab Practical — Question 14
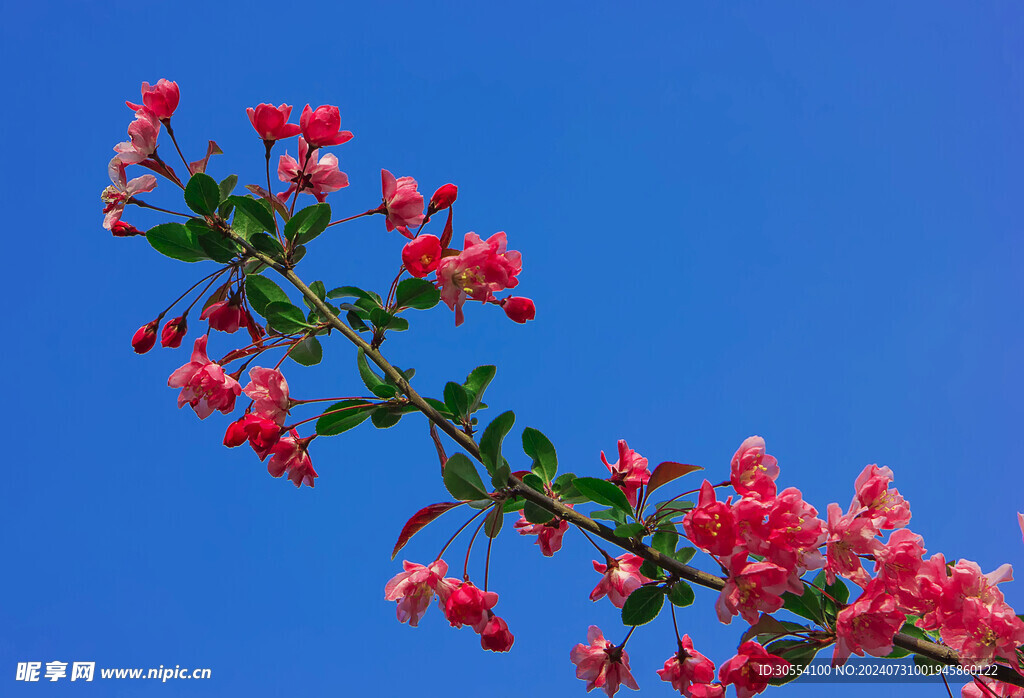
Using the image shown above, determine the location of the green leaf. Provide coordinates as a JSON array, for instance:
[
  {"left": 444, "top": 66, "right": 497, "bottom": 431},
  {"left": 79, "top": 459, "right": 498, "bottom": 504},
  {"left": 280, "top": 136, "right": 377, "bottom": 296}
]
[
  {"left": 651, "top": 525, "right": 678, "bottom": 556},
  {"left": 522, "top": 427, "right": 558, "bottom": 482},
  {"left": 464, "top": 365, "right": 496, "bottom": 413},
  {"left": 395, "top": 278, "right": 440, "bottom": 310},
  {"left": 264, "top": 301, "right": 309, "bottom": 334},
  {"left": 228, "top": 195, "right": 276, "bottom": 236},
  {"left": 443, "top": 382, "right": 470, "bottom": 420},
  {"left": 639, "top": 559, "right": 664, "bottom": 580},
  {"left": 369, "top": 307, "right": 409, "bottom": 331},
  {"left": 248, "top": 232, "right": 283, "bottom": 262},
  {"left": 480, "top": 411, "right": 516, "bottom": 479},
  {"left": 673, "top": 547, "right": 696, "bottom": 564},
  {"left": 218, "top": 174, "right": 238, "bottom": 201},
  {"left": 347, "top": 311, "right": 370, "bottom": 332},
  {"left": 356, "top": 350, "right": 396, "bottom": 398},
  {"left": 766, "top": 641, "right": 821, "bottom": 686},
  {"left": 667, "top": 581, "right": 695, "bottom": 607},
  {"left": 782, "top": 588, "right": 823, "bottom": 624},
  {"left": 289, "top": 336, "right": 323, "bottom": 366},
  {"left": 184, "top": 173, "right": 220, "bottom": 216},
  {"left": 614, "top": 523, "right": 645, "bottom": 538},
  {"left": 146, "top": 222, "right": 207, "bottom": 263},
  {"left": 187, "top": 220, "right": 237, "bottom": 263},
  {"left": 327, "top": 286, "right": 383, "bottom": 306},
  {"left": 552, "top": 473, "right": 587, "bottom": 504},
  {"left": 502, "top": 497, "right": 525, "bottom": 513},
  {"left": 245, "top": 275, "right": 290, "bottom": 317},
  {"left": 485, "top": 506, "right": 504, "bottom": 538},
  {"left": 443, "top": 453, "right": 489, "bottom": 501},
  {"left": 285, "top": 202, "right": 331, "bottom": 244},
  {"left": 573, "top": 477, "right": 632, "bottom": 515},
  {"left": 316, "top": 400, "right": 374, "bottom": 436},
  {"left": 590, "top": 507, "right": 627, "bottom": 525},
  {"left": 520, "top": 472, "right": 546, "bottom": 492},
  {"left": 371, "top": 405, "right": 403, "bottom": 429},
  {"left": 621, "top": 586, "right": 665, "bottom": 626},
  {"left": 523, "top": 500, "right": 554, "bottom": 524}
]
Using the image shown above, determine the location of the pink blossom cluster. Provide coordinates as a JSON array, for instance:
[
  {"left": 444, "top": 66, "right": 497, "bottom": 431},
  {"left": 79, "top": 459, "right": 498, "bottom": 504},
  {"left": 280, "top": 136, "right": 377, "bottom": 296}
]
[{"left": 385, "top": 561, "right": 514, "bottom": 652}]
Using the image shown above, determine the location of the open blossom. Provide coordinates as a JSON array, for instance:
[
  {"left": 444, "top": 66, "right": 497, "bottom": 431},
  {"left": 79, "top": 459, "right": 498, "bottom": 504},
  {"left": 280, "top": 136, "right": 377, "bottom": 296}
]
[
  {"left": 443, "top": 581, "right": 498, "bottom": 632},
  {"left": 1019, "top": 513, "right": 1023, "bottom": 544},
  {"left": 132, "top": 319, "right": 159, "bottom": 354},
  {"left": 590, "top": 554, "right": 650, "bottom": 608},
  {"left": 102, "top": 157, "right": 156, "bottom": 230},
  {"left": 683, "top": 480, "right": 738, "bottom": 557},
  {"left": 384, "top": 560, "right": 457, "bottom": 627},
  {"left": 436, "top": 231, "right": 523, "bottom": 325},
  {"left": 114, "top": 108, "right": 161, "bottom": 165},
  {"left": 267, "top": 430, "right": 317, "bottom": 487},
  {"left": 939, "top": 559, "right": 1014, "bottom": 619},
  {"left": 730, "top": 436, "right": 779, "bottom": 500},
  {"left": 872, "top": 528, "right": 926, "bottom": 602},
  {"left": 224, "top": 413, "right": 281, "bottom": 460},
  {"left": 277, "top": 137, "right": 349, "bottom": 202},
  {"left": 824, "top": 502, "right": 882, "bottom": 586},
  {"left": 833, "top": 579, "right": 905, "bottom": 666},
  {"left": 380, "top": 169, "right": 425, "bottom": 235},
  {"left": 126, "top": 79, "right": 180, "bottom": 120},
  {"left": 656, "top": 635, "right": 716, "bottom": 696},
  {"left": 718, "top": 642, "right": 790, "bottom": 698},
  {"left": 962, "top": 678, "right": 1024, "bottom": 697},
  {"left": 160, "top": 316, "right": 188, "bottom": 348},
  {"left": 570, "top": 626, "right": 639, "bottom": 696},
  {"left": 514, "top": 506, "right": 570, "bottom": 556},
  {"left": 764, "top": 487, "right": 826, "bottom": 574},
  {"left": 715, "top": 550, "right": 796, "bottom": 624},
  {"left": 201, "top": 296, "right": 248, "bottom": 333},
  {"left": 502, "top": 296, "right": 536, "bottom": 323},
  {"left": 242, "top": 367, "right": 291, "bottom": 425},
  {"left": 479, "top": 613, "right": 514, "bottom": 652},
  {"left": 852, "top": 464, "right": 911, "bottom": 529},
  {"left": 401, "top": 235, "right": 442, "bottom": 278},
  {"left": 247, "top": 103, "right": 302, "bottom": 141},
  {"left": 942, "top": 597, "right": 1024, "bottom": 667},
  {"left": 601, "top": 440, "right": 650, "bottom": 508},
  {"left": 167, "top": 336, "right": 241, "bottom": 419},
  {"left": 299, "top": 104, "right": 353, "bottom": 148}
]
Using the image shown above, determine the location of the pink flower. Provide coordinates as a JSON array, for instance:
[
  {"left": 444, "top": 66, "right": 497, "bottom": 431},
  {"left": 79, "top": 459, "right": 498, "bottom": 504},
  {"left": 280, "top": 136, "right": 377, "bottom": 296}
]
[
  {"left": 224, "top": 414, "right": 281, "bottom": 460},
  {"left": 824, "top": 502, "right": 882, "bottom": 586},
  {"left": 684, "top": 480, "right": 738, "bottom": 557},
  {"left": 110, "top": 221, "right": 143, "bottom": 237},
  {"left": 102, "top": 157, "right": 157, "bottom": 230},
  {"left": 940, "top": 559, "right": 1014, "bottom": 619},
  {"left": 832, "top": 579, "right": 905, "bottom": 665},
  {"left": 764, "top": 487, "right": 826, "bottom": 574},
  {"left": 731, "top": 496, "right": 772, "bottom": 557},
  {"left": 730, "top": 436, "right": 779, "bottom": 500},
  {"left": 601, "top": 440, "right": 650, "bottom": 508},
  {"left": 962, "top": 679, "right": 1024, "bottom": 697},
  {"left": 167, "top": 336, "right": 242, "bottom": 419},
  {"left": 502, "top": 296, "right": 536, "bottom": 323},
  {"left": 1018, "top": 513, "right": 1023, "bottom": 544},
  {"left": 277, "top": 137, "right": 349, "bottom": 202},
  {"left": 443, "top": 581, "right": 498, "bottom": 632},
  {"left": 514, "top": 507, "right": 570, "bottom": 556},
  {"left": 656, "top": 635, "right": 716, "bottom": 696},
  {"left": 299, "top": 104, "right": 353, "bottom": 148},
  {"left": 384, "top": 559, "right": 458, "bottom": 627},
  {"left": 160, "top": 316, "right": 188, "bottom": 348},
  {"left": 715, "top": 551, "right": 795, "bottom": 624},
  {"left": 906, "top": 553, "right": 950, "bottom": 629},
  {"left": 690, "top": 684, "right": 726, "bottom": 698},
  {"left": 242, "top": 367, "right": 291, "bottom": 425},
  {"left": 941, "top": 598, "right": 1024, "bottom": 667},
  {"left": 590, "top": 554, "right": 650, "bottom": 608},
  {"left": 267, "top": 430, "right": 317, "bottom": 487},
  {"left": 872, "top": 528, "right": 926, "bottom": 603},
  {"left": 401, "top": 235, "right": 442, "bottom": 278},
  {"left": 479, "top": 613, "right": 515, "bottom": 652},
  {"left": 380, "top": 169, "right": 425, "bottom": 235},
  {"left": 718, "top": 642, "right": 790, "bottom": 698},
  {"left": 852, "top": 464, "right": 911, "bottom": 529},
  {"left": 126, "top": 79, "right": 180, "bottom": 121},
  {"left": 436, "top": 231, "right": 523, "bottom": 325},
  {"left": 114, "top": 108, "right": 161, "bottom": 165},
  {"left": 201, "top": 297, "right": 248, "bottom": 334},
  {"left": 570, "top": 626, "right": 639, "bottom": 696},
  {"left": 247, "top": 103, "right": 302, "bottom": 141},
  {"left": 132, "top": 319, "right": 159, "bottom": 354},
  {"left": 428, "top": 183, "right": 458, "bottom": 214}
]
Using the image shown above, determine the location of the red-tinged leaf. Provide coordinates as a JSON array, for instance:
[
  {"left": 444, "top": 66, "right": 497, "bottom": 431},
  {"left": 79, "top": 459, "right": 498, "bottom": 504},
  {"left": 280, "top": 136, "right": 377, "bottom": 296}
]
[
  {"left": 189, "top": 140, "right": 223, "bottom": 175},
  {"left": 139, "top": 157, "right": 181, "bottom": 185},
  {"left": 246, "top": 184, "right": 291, "bottom": 221},
  {"left": 201, "top": 281, "right": 231, "bottom": 314},
  {"left": 429, "top": 423, "right": 447, "bottom": 474},
  {"left": 392, "top": 502, "right": 462, "bottom": 559},
  {"left": 439, "top": 206, "right": 454, "bottom": 248},
  {"left": 647, "top": 462, "right": 704, "bottom": 496},
  {"left": 740, "top": 613, "right": 791, "bottom": 643}
]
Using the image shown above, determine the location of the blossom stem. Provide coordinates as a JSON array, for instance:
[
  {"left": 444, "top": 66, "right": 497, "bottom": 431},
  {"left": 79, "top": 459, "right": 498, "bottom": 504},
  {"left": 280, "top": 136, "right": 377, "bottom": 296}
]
[
  {"left": 436, "top": 508, "right": 488, "bottom": 561},
  {"left": 669, "top": 603, "right": 682, "bottom": 647},
  {"left": 129, "top": 198, "right": 193, "bottom": 218},
  {"left": 163, "top": 121, "right": 192, "bottom": 175},
  {"left": 463, "top": 512, "right": 491, "bottom": 581},
  {"left": 284, "top": 401, "right": 382, "bottom": 431},
  {"left": 325, "top": 210, "right": 375, "bottom": 228},
  {"left": 264, "top": 144, "right": 285, "bottom": 247},
  {"left": 292, "top": 396, "right": 378, "bottom": 405},
  {"left": 162, "top": 267, "right": 228, "bottom": 317},
  {"left": 618, "top": 626, "right": 636, "bottom": 649},
  {"left": 483, "top": 512, "right": 497, "bottom": 591}
]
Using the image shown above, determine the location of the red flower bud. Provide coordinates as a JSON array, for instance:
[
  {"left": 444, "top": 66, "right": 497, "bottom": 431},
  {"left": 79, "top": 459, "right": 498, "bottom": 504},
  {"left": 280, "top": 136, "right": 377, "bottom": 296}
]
[
  {"left": 246, "top": 103, "right": 302, "bottom": 141},
  {"left": 428, "top": 183, "right": 458, "bottom": 213},
  {"left": 479, "top": 613, "right": 514, "bottom": 652},
  {"left": 160, "top": 315, "right": 188, "bottom": 348},
  {"left": 299, "top": 104, "right": 353, "bottom": 148},
  {"left": 224, "top": 418, "right": 250, "bottom": 448},
  {"left": 110, "top": 221, "right": 143, "bottom": 237},
  {"left": 502, "top": 297, "right": 535, "bottom": 324},
  {"left": 131, "top": 319, "right": 159, "bottom": 354}
]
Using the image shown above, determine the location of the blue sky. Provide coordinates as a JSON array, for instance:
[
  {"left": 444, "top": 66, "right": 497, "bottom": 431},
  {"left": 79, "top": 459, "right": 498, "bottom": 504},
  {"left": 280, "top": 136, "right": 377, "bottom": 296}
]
[{"left": 1, "top": 2, "right": 1022, "bottom": 696}]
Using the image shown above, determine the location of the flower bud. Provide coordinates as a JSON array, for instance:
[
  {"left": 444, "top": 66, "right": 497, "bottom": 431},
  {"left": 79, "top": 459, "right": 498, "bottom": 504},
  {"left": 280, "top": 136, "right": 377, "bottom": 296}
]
[
  {"left": 246, "top": 103, "right": 302, "bottom": 141},
  {"left": 299, "top": 104, "right": 353, "bottom": 148},
  {"left": 131, "top": 319, "right": 159, "bottom": 354},
  {"left": 224, "top": 418, "right": 249, "bottom": 448},
  {"left": 110, "top": 221, "right": 143, "bottom": 237},
  {"left": 502, "top": 297, "right": 535, "bottom": 323},
  {"left": 427, "top": 183, "right": 458, "bottom": 214},
  {"left": 160, "top": 316, "right": 188, "bottom": 348},
  {"left": 479, "top": 613, "right": 514, "bottom": 652}
]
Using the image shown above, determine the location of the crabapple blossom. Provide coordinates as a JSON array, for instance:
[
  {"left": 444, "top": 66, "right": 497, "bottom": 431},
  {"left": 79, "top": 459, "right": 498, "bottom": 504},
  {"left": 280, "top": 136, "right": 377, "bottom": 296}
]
[
  {"left": 962, "top": 678, "right": 1024, "bottom": 698},
  {"left": 401, "top": 235, "right": 442, "bottom": 278},
  {"left": 600, "top": 440, "right": 650, "bottom": 508},
  {"left": 589, "top": 554, "right": 650, "bottom": 608},
  {"left": 427, "top": 183, "right": 458, "bottom": 214},
  {"left": 479, "top": 613, "right": 515, "bottom": 652},
  {"left": 763, "top": 487, "right": 826, "bottom": 574},
  {"left": 872, "top": 528, "right": 926, "bottom": 603},
  {"left": 126, "top": 79, "right": 180, "bottom": 121},
  {"left": 852, "top": 464, "right": 911, "bottom": 529},
  {"left": 201, "top": 297, "right": 248, "bottom": 333},
  {"left": 436, "top": 231, "right": 523, "bottom": 325},
  {"left": 243, "top": 367, "right": 291, "bottom": 425},
  {"left": 730, "top": 436, "right": 779, "bottom": 500},
  {"left": 443, "top": 581, "right": 498, "bottom": 632},
  {"left": 114, "top": 108, "right": 161, "bottom": 165},
  {"left": 717, "top": 642, "right": 790, "bottom": 698},
  {"left": 277, "top": 137, "right": 349, "bottom": 202},
  {"left": 267, "top": 430, "right": 317, "bottom": 487},
  {"left": 299, "top": 104, "right": 353, "bottom": 148},
  {"left": 102, "top": 157, "right": 156, "bottom": 230},
  {"left": 160, "top": 316, "right": 188, "bottom": 348},
  {"left": 514, "top": 507, "right": 570, "bottom": 556},
  {"left": 1019, "top": 513, "right": 1024, "bottom": 543},
  {"left": 384, "top": 560, "right": 457, "bottom": 627},
  {"left": 246, "top": 103, "right": 302, "bottom": 141},
  {"left": 224, "top": 414, "right": 281, "bottom": 460},
  {"left": 683, "top": 480, "right": 738, "bottom": 557},
  {"left": 110, "top": 221, "right": 142, "bottom": 237},
  {"left": 570, "top": 626, "right": 639, "bottom": 697},
  {"left": 832, "top": 579, "right": 905, "bottom": 665},
  {"left": 380, "top": 169, "right": 425, "bottom": 235},
  {"left": 131, "top": 319, "right": 159, "bottom": 354},
  {"left": 715, "top": 551, "right": 796, "bottom": 625},
  {"left": 168, "top": 336, "right": 242, "bottom": 419},
  {"left": 501, "top": 296, "right": 536, "bottom": 323},
  {"left": 941, "top": 597, "right": 1024, "bottom": 667},
  {"left": 656, "top": 635, "right": 716, "bottom": 696},
  {"left": 824, "top": 501, "right": 882, "bottom": 586}
]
